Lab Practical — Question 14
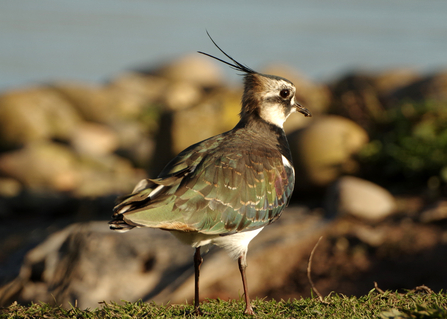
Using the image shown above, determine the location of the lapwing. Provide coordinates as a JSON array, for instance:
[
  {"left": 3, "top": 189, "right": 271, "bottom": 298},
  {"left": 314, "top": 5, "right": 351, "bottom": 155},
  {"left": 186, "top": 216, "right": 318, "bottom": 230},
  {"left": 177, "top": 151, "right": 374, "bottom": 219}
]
[{"left": 109, "top": 34, "right": 311, "bottom": 315}]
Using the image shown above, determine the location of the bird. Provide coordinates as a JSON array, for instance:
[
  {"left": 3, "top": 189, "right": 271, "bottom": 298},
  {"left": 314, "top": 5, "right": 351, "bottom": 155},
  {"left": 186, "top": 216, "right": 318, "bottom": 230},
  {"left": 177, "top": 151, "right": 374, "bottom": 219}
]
[{"left": 109, "top": 33, "right": 312, "bottom": 315}]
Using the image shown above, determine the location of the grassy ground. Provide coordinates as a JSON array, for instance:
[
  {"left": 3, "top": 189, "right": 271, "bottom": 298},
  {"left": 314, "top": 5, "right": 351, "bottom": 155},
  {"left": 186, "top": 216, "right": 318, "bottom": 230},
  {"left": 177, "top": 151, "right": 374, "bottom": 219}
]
[{"left": 1, "top": 288, "right": 447, "bottom": 319}]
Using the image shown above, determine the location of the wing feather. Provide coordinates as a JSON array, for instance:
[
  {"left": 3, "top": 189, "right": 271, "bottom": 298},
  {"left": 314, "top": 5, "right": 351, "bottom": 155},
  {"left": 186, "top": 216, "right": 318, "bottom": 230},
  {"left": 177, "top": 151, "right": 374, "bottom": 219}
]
[{"left": 110, "top": 130, "right": 295, "bottom": 234}]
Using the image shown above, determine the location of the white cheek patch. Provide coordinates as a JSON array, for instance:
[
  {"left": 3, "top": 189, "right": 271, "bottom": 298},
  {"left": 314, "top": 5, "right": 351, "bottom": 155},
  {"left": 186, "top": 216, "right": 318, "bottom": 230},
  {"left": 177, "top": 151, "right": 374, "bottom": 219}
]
[{"left": 259, "top": 104, "right": 287, "bottom": 128}]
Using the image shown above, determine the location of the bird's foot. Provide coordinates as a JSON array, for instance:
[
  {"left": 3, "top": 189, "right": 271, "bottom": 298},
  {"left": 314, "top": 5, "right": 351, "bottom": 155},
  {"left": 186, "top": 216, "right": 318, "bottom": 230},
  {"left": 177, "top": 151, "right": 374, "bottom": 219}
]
[
  {"left": 186, "top": 307, "right": 207, "bottom": 316},
  {"left": 244, "top": 305, "right": 255, "bottom": 316},
  {"left": 193, "top": 308, "right": 204, "bottom": 316}
]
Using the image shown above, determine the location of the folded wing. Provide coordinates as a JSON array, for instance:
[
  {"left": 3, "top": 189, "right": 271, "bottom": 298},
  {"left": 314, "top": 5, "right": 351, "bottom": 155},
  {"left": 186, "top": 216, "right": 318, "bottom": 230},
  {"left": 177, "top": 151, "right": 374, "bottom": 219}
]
[{"left": 110, "top": 134, "right": 294, "bottom": 234}]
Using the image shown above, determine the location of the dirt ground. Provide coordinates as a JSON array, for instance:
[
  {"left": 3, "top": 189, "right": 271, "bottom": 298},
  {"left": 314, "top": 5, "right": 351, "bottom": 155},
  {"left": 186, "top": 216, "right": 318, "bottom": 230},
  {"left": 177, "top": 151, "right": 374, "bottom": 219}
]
[{"left": 266, "top": 200, "right": 447, "bottom": 300}]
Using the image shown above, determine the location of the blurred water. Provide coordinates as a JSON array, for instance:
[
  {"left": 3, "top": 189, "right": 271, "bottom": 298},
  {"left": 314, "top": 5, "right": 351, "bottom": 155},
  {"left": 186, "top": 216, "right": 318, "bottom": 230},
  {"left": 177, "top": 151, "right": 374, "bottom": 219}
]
[{"left": 1, "top": 0, "right": 447, "bottom": 91}]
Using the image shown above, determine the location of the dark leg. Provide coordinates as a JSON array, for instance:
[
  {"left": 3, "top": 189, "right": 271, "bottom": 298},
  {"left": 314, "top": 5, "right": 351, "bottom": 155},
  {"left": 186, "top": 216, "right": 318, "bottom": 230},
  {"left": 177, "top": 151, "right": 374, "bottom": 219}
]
[
  {"left": 194, "top": 247, "right": 203, "bottom": 315},
  {"left": 238, "top": 253, "right": 254, "bottom": 315}
]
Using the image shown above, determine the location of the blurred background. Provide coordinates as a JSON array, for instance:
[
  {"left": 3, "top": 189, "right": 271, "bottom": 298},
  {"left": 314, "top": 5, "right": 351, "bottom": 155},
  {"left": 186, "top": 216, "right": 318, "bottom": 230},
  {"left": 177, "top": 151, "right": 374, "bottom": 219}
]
[
  {"left": 2, "top": 0, "right": 447, "bottom": 89},
  {"left": 1, "top": 0, "right": 447, "bottom": 309}
]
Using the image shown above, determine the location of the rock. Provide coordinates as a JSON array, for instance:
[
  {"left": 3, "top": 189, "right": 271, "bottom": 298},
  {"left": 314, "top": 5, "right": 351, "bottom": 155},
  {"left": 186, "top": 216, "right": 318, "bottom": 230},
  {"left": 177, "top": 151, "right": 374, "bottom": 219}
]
[
  {"left": 289, "top": 115, "right": 369, "bottom": 189},
  {"left": 391, "top": 71, "right": 447, "bottom": 102},
  {"left": 107, "top": 72, "right": 169, "bottom": 106},
  {"left": 0, "top": 86, "right": 81, "bottom": 148},
  {"left": 170, "top": 92, "right": 231, "bottom": 154},
  {"left": 106, "top": 74, "right": 170, "bottom": 121},
  {"left": 71, "top": 122, "right": 119, "bottom": 156},
  {"left": 52, "top": 81, "right": 154, "bottom": 124},
  {"left": 162, "top": 81, "right": 203, "bottom": 111},
  {"left": 0, "top": 142, "right": 80, "bottom": 192},
  {"left": 73, "top": 154, "right": 144, "bottom": 197},
  {"left": 0, "top": 207, "right": 326, "bottom": 309},
  {"left": 0, "top": 142, "right": 143, "bottom": 196},
  {"left": 0, "top": 178, "right": 22, "bottom": 218},
  {"left": 112, "top": 121, "right": 156, "bottom": 169},
  {"left": 51, "top": 82, "right": 117, "bottom": 123},
  {"left": 325, "top": 176, "right": 396, "bottom": 221},
  {"left": 0, "top": 177, "right": 22, "bottom": 198},
  {"left": 373, "top": 68, "right": 421, "bottom": 98},
  {"left": 0, "top": 222, "right": 192, "bottom": 308},
  {"left": 328, "top": 69, "right": 447, "bottom": 131},
  {"left": 419, "top": 200, "right": 447, "bottom": 223},
  {"left": 152, "top": 89, "right": 240, "bottom": 173},
  {"left": 352, "top": 224, "right": 388, "bottom": 247},
  {"left": 329, "top": 72, "right": 386, "bottom": 130},
  {"left": 155, "top": 54, "right": 224, "bottom": 88}
]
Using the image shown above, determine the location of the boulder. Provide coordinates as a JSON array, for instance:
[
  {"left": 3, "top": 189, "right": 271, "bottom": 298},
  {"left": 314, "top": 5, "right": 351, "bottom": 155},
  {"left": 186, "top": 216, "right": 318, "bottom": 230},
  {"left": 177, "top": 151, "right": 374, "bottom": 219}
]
[
  {"left": 111, "top": 121, "right": 156, "bottom": 169},
  {"left": 289, "top": 115, "right": 369, "bottom": 189},
  {"left": 162, "top": 81, "right": 203, "bottom": 111},
  {"left": 52, "top": 81, "right": 159, "bottom": 124},
  {"left": 151, "top": 89, "right": 240, "bottom": 173},
  {"left": 0, "top": 177, "right": 22, "bottom": 198},
  {"left": 325, "top": 176, "right": 397, "bottom": 222},
  {"left": 155, "top": 54, "right": 224, "bottom": 88},
  {"left": 0, "top": 207, "right": 326, "bottom": 309},
  {"left": 0, "top": 86, "right": 81, "bottom": 148},
  {"left": 391, "top": 71, "right": 447, "bottom": 102},
  {"left": 71, "top": 122, "right": 119, "bottom": 156},
  {"left": 328, "top": 72, "right": 382, "bottom": 130},
  {"left": 0, "top": 142, "right": 143, "bottom": 196},
  {"left": 51, "top": 82, "right": 117, "bottom": 123},
  {"left": 373, "top": 68, "right": 421, "bottom": 98},
  {"left": 170, "top": 90, "right": 235, "bottom": 154},
  {"left": 419, "top": 200, "right": 447, "bottom": 223},
  {"left": 73, "top": 154, "right": 144, "bottom": 197},
  {"left": 107, "top": 72, "right": 169, "bottom": 107},
  {"left": 0, "top": 222, "right": 192, "bottom": 308},
  {"left": 0, "top": 142, "right": 80, "bottom": 192}
]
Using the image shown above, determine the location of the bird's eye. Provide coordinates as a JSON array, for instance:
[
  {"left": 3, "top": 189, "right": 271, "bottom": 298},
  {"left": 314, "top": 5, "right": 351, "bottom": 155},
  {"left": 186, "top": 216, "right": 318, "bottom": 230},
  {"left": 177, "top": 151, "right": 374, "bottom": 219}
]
[{"left": 280, "top": 89, "right": 290, "bottom": 98}]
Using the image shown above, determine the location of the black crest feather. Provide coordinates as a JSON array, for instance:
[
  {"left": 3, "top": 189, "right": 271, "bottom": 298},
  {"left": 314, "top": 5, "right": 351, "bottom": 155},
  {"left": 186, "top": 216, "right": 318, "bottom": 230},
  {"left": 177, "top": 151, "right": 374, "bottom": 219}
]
[{"left": 198, "top": 31, "right": 256, "bottom": 74}]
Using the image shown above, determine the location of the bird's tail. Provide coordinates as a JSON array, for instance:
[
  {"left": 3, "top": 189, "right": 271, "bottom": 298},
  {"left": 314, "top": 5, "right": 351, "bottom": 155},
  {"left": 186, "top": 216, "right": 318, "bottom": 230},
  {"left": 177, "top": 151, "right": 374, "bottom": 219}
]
[
  {"left": 109, "top": 178, "right": 162, "bottom": 232},
  {"left": 109, "top": 215, "right": 136, "bottom": 232}
]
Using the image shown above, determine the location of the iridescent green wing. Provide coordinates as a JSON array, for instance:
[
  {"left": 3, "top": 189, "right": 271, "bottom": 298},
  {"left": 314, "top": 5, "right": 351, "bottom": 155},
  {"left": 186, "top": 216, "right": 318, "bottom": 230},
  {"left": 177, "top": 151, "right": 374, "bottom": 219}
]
[
  {"left": 114, "top": 132, "right": 295, "bottom": 234},
  {"left": 112, "top": 134, "right": 229, "bottom": 230},
  {"left": 173, "top": 147, "right": 295, "bottom": 234}
]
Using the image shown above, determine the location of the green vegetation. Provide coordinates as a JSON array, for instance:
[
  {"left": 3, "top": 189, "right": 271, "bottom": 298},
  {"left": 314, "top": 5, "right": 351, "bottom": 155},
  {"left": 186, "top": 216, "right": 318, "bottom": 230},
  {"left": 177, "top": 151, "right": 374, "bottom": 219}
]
[
  {"left": 359, "top": 100, "right": 447, "bottom": 190},
  {"left": 2, "top": 290, "right": 447, "bottom": 318}
]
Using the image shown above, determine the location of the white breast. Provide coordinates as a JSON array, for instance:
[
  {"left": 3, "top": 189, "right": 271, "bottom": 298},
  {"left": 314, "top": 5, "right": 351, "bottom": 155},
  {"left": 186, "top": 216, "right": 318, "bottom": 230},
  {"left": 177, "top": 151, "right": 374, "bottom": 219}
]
[
  {"left": 170, "top": 227, "right": 264, "bottom": 260},
  {"left": 212, "top": 228, "right": 264, "bottom": 259}
]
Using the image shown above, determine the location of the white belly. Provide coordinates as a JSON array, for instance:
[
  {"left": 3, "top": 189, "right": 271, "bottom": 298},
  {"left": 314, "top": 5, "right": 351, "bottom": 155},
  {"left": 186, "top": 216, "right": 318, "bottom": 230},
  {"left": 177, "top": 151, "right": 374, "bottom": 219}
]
[{"left": 170, "top": 227, "right": 264, "bottom": 259}]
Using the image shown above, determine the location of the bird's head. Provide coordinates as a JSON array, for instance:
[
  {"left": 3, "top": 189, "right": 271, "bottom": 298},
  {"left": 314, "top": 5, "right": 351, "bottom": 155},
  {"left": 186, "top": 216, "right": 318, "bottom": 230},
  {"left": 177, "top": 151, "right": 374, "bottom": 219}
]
[{"left": 198, "top": 33, "right": 311, "bottom": 128}]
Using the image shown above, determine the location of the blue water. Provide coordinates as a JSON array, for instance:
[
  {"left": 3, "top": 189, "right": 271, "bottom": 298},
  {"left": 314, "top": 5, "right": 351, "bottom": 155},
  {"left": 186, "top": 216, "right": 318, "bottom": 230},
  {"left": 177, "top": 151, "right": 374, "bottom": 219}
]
[{"left": 1, "top": 0, "right": 447, "bottom": 91}]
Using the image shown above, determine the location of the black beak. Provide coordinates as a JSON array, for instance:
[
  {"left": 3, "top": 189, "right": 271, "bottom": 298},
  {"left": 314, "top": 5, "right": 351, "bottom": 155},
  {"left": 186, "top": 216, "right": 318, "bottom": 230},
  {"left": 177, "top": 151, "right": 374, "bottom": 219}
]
[{"left": 296, "top": 102, "right": 312, "bottom": 117}]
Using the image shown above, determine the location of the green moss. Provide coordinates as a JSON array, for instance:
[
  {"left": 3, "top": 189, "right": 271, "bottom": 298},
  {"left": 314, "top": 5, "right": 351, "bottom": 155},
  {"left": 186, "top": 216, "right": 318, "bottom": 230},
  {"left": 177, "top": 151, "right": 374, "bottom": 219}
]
[
  {"left": 2, "top": 290, "right": 447, "bottom": 319},
  {"left": 359, "top": 100, "right": 447, "bottom": 188}
]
